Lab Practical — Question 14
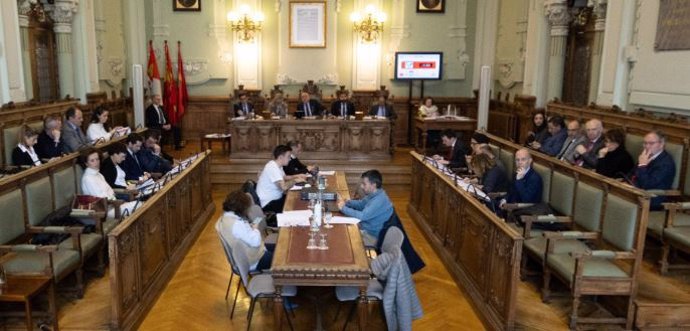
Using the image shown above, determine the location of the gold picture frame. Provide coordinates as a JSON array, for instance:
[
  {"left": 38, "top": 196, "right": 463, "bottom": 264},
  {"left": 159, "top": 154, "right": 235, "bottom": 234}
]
[
  {"left": 173, "top": 0, "right": 201, "bottom": 12},
  {"left": 417, "top": 0, "right": 444, "bottom": 13},
  {"left": 289, "top": 1, "right": 327, "bottom": 48}
]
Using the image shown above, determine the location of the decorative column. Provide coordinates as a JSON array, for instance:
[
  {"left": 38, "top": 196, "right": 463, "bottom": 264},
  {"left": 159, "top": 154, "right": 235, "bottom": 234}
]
[
  {"left": 17, "top": 0, "right": 32, "bottom": 100},
  {"left": 544, "top": 0, "right": 570, "bottom": 102},
  {"left": 588, "top": 0, "right": 606, "bottom": 103},
  {"left": 122, "top": 0, "right": 147, "bottom": 93},
  {"left": 46, "top": 0, "right": 78, "bottom": 99}
]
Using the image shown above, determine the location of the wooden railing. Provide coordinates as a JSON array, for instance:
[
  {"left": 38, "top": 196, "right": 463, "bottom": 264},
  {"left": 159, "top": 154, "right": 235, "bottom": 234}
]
[
  {"left": 108, "top": 151, "right": 214, "bottom": 331},
  {"left": 408, "top": 152, "right": 522, "bottom": 330}
]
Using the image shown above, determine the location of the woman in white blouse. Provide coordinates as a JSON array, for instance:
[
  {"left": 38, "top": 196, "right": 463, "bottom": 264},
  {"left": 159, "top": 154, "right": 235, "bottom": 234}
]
[
  {"left": 418, "top": 97, "right": 439, "bottom": 118},
  {"left": 12, "top": 125, "right": 42, "bottom": 167},
  {"left": 86, "top": 107, "right": 122, "bottom": 143},
  {"left": 80, "top": 150, "right": 139, "bottom": 218}
]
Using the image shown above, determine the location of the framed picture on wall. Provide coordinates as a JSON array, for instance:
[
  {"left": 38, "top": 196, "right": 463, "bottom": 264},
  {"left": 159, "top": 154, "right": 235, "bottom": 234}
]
[
  {"left": 289, "top": 1, "right": 327, "bottom": 48},
  {"left": 417, "top": 0, "right": 444, "bottom": 13},
  {"left": 173, "top": 0, "right": 201, "bottom": 12}
]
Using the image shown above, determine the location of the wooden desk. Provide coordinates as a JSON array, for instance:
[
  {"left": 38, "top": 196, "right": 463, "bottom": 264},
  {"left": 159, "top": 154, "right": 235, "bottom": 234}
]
[
  {"left": 0, "top": 276, "right": 58, "bottom": 331},
  {"left": 229, "top": 118, "right": 391, "bottom": 160},
  {"left": 413, "top": 117, "right": 477, "bottom": 154},
  {"left": 271, "top": 172, "right": 371, "bottom": 330}
]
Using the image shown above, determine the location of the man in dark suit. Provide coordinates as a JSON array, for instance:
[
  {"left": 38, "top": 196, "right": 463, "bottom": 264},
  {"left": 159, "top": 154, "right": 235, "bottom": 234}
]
[
  {"left": 330, "top": 91, "right": 355, "bottom": 118},
  {"left": 138, "top": 130, "right": 173, "bottom": 174},
  {"left": 145, "top": 94, "right": 181, "bottom": 150},
  {"left": 120, "top": 133, "right": 151, "bottom": 182},
  {"left": 232, "top": 93, "right": 254, "bottom": 117},
  {"left": 368, "top": 95, "right": 396, "bottom": 119},
  {"left": 572, "top": 119, "right": 605, "bottom": 169},
  {"left": 61, "top": 107, "right": 89, "bottom": 153},
  {"left": 284, "top": 140, "right": 314, "bottom": 175},
  {"left": 500, "top": 148, "right": 543, "bottom": 207},
  {"left": 296, "top": 92, "right": 323, "bottom": 118},
  {"left": 633, "top": 130, "right": 676, "bottom": 210},
  {"left": 35, "top": 115, "right": 65, "bottom": 160},
  {"left": 432, "top": 129, "right": 469, "bottom": 169}
]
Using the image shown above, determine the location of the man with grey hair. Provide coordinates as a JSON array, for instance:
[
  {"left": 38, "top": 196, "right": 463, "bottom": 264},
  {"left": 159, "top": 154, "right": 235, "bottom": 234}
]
[
  {"left": 557, "top": 120, "right": 586, "bottom": 164},
  {"left": 573, "top": 119, "right": 605, "bottom": 168},
  {"left": 35, "top": 115, "right": 64, "bottom": 160}
]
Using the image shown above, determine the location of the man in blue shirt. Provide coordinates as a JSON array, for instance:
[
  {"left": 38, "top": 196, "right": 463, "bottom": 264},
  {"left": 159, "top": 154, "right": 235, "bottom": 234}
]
[
  {"left": 534, "top": 115, "right": 567, "bottom": 156},
  {"left": 337, "top": 169, "right": 394, "bottom": 246},
  {"left": 634, "top": 130, "right": 676, "bottom": 210}
]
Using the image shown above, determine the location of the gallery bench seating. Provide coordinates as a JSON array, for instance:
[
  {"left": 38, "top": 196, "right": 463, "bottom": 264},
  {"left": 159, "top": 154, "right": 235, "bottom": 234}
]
[
  {"left": 545, "top": 101, "right": 690, "bottom": 274},
  {"left": 0, "top": 131, "right": 142, "bottom": 297},
  {"left": 485, "top": 133, "right": 651, "bottom": 330}
]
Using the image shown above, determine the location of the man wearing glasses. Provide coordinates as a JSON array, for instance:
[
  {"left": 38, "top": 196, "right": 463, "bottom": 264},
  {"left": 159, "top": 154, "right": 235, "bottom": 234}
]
[{"left": 633, "top": 130, "right": 675, "bottom": 210}]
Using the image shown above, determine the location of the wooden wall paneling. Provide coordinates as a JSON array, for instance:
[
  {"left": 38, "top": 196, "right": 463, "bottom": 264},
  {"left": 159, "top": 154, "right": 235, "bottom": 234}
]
[
  {"left": 109, "top": 223, "right": 141, "bottom": 330},
  {"left": 408, "top": 152, "right": 522, "bottom": 330},
  {"left": 182, "top": 96, "right": 231, "bottom": 139},
  {"left": 139, "top": 202, "right": 169, "bottom": 293}
]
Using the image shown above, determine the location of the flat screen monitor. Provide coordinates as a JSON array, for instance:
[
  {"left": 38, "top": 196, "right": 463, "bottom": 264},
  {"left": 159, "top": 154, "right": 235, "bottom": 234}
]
[{"left": 394, "top": 52, "right": 443, "bottom": 80}]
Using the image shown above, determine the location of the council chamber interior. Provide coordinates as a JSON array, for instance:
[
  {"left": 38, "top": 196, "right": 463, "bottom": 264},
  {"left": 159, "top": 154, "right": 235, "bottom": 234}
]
[{"left": 1, "top": 0, "right": 690, "bottom": 330}]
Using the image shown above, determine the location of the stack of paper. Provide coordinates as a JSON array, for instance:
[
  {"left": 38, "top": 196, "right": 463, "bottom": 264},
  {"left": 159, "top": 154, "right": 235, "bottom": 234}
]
[
  {"left": 277, "top": 210, "right": 312, "bottom": 227},
  {"left": 329, "top": 216, "right": 360, "bottom": 224}
]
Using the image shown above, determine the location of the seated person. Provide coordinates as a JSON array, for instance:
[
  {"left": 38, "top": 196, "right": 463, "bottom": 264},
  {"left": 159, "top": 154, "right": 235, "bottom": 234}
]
[
  {"left": 466, "top": 132, "right": 489, "bottom": 163},
  {"left": 531, "top": 115, "right": 567, "bottom": 156},
  {"left": 467, "top": 153, "right": 508, "bottom": 195},
  {"left": 284, "top": 140, "right": 314, "bottom": 175},
  {"left": 79, "top": 150, "right": 140, "bottom": 218},
  {"left": 369, "top": 95, "right": 397, "bottom": 119},
  {"left": 138, "top": 130, "right": 173, "bottom": 174},
  {"left": 62, "top": 106, "right": 89, "bottom": 153},
  {"left": 418, "top": 97, "right": 439, "bottom": 118},
  {"left": 256, "top": 145, "right": 307, "bottom": 213},
  {"left": 233, "top": 93, "right": 254, "bottom": 117},
  {"left": 330, "top": 91, "right": 355, "bottom": 118},
  {"left": 296, "top": 92, "right": 323, "bottom": 118},
  {"left": 633, "top": 130, "right": 676, "bottom": 210},
  {"left": 476, "top": 144, "right": 506, "bottom": 172},
  {"left": 267, "top": 92, "right": 288, "bottom": 118},
  {"left": 572, "top": 119, "right": 605, "bottom": 168},
  {"left": 100, "top": 143, "right": 135, "bottom": 191},
  {"left": 35, "top": 115, "right": 64, "bottom": 161},
  {"left": 86, "top": 107, "right": 123, "bottom": 143},
  {"left": 556, "top": 119, "right": 586, "bottom": 163},
  {"left": 595, "top": 128, "right": 634, "bottom": 179},
  {"left": 499, "top": 148, "right": 543, "bottom": 211},
  {"left": 12, "top": 125, "right": 42, "bottom": 167},
  {"left": 337, "top": 170, "right": 394, "bottom": 246},
  {"left": 432, "top": 129, "right": 469, "bottom": 169},
  {"left": 217, "top": 190, "right": 274, "bottom": 271},
  {"left": 120, "top": 133, "right": 151, "bottom": 183},
  {"left": 525, "top": 110, "right": 549, "bottom": 146}
]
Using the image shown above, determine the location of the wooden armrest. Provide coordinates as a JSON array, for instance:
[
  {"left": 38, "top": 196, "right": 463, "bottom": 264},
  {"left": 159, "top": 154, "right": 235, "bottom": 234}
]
[
  {"left": 646, "top": 189, "right": 682, "bottom": 197},
  {"left": 570, "top": 250, "right": 635, "bottom": 260},
  {"left": 0, "top": 252, "right": 17, "bottom": 265},
  {"left": 521, "top": 214, "right": 572, "bottom": 224},
  {"left": 0, "top": 244, "right": 58, "bottom": 253},
  {"left": 502, "top": 203, "right": 535, "bottom": 211},
  {"left": 27, "top": 226, "right": 84, "bottom": 236},
  {"left": 543, "top": 231, "right": 599, "bottom": 240},
  {"left": 663, "top": 201, "right": 690, "bottom": 211}
]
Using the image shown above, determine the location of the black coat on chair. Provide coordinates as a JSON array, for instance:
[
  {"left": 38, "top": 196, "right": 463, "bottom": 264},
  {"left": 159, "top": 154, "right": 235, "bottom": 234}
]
[{"left": 376, "top": 212, "right": 426, "bottom": 274}]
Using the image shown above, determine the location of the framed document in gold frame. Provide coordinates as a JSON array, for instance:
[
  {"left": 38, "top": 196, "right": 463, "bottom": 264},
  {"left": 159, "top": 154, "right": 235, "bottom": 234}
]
[
  {"left": 289, "top": 1, "right": 327, "bottom": 48},
  {"left": 173, "top": 0, "right": 201, "bottom": 12}
]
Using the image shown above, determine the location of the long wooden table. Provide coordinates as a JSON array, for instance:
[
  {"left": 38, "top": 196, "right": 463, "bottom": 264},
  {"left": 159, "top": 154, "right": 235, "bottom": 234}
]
[
  {"left": 229, "top": 118, "right": 392, "bottom": 160},
  {"left": 270, "top": 172, "right": 371, "bottom": 330},
  {"left": 413, "top": 116, "right": 477, "bottom": 154}
]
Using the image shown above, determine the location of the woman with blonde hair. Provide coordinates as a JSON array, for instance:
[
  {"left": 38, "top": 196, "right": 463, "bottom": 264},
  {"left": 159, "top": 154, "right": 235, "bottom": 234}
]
[{"left": 12, "top": 125, "right": 42, "bottom": 167}]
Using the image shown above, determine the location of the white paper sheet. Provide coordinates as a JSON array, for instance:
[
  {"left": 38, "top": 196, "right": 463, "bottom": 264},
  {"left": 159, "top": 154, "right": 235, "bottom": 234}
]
[
  {"left": 329, "top": 216, "right": 360, "bottom": 224},
  {"left": 319, "top": 170, "right": 336, "bottom": 176},
  {"left": 277, "top": 210, "right": 312, "bottom": 227}
]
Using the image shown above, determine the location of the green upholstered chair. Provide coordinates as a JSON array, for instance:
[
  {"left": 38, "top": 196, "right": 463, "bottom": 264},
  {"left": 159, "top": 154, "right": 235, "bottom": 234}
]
[
  {"left": 3, "top": 125, "right": 21, "bottom": 166},
  {"left": 659, "top": 202, "right": 690, "bottom": 274},
  {"left": 499, "top": 148, "right": 514, "bottom": 177},
  {"left": 0, "top": 186, "right": 85, "bottom": 296},
  {"left": 532, "top": 163, "right": 552, "bottom": 205},
  {"left": 541, "top": 194, "right": 643, "bottom": 330}
]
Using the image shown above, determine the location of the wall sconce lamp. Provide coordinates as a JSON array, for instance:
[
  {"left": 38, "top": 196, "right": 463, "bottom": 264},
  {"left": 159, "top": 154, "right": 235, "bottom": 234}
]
[
  {"left": 350, "top": 5, "right": 386, "bottom": 43},
  {"left": 227, "top": 5, "right": 264, "bottom": 42}
]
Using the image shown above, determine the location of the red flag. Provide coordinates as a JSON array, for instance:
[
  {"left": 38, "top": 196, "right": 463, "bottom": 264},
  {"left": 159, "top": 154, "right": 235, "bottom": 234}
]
[
  {"left": 146, "top": 40, "right": 161, "bottom": 95},
  {"left": 176, "top": 41, "right": 188, "bottom": 121},
  {"left": 163, "top": 40, "right": 178, "bottom": 125}
]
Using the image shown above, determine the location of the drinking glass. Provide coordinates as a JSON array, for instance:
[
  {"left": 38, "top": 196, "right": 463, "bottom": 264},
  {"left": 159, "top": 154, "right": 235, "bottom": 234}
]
[
  {"left": 318, "top": 233, "right": 328, "bottom": 250},
  {"left": 323, "top": 211, "right": 333, "bottom": 229},
  {"left": 307, "top": 231, "right": 318, "bottom": 249}
]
